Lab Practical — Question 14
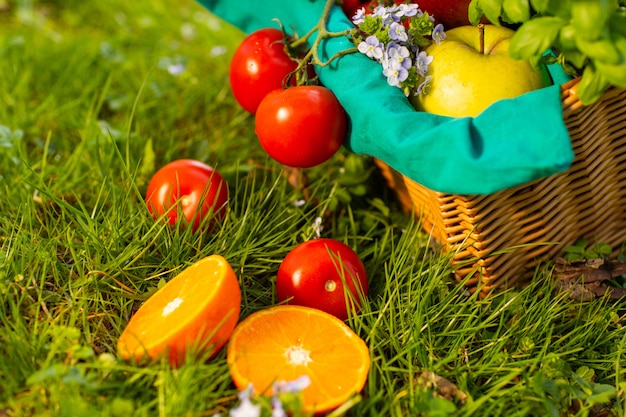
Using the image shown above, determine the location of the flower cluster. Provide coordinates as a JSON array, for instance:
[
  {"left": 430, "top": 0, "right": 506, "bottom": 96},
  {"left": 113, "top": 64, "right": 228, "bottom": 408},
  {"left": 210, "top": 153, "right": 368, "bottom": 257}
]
[
  {"left": 214, "top": 376, "right": 311, "bottom": 417},
  {"left": 350, "top": 4, "right": 445, "bottom": 97}
]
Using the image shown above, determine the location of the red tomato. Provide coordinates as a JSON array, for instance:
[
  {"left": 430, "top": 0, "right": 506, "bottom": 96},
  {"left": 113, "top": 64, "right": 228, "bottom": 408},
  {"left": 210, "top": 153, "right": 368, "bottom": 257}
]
[
  {"left": 254, "top": 86, "right": 347, "bottom": 168},
  {"left": 276, "top": 238, "right": 368, "bottom": 320},
  {"left": 229, "top": 28, "right": 298, "bottom": 114},
  {"left": 145, "top": 159, "right": 229, "bottom": 232}
]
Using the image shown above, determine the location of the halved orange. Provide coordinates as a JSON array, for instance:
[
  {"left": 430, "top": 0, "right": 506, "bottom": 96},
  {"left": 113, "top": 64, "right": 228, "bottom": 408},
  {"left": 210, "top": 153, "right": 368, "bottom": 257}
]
[
  {"left": 227, "top": 305, "right": 370, "bottom": 414},
  {"left": 117, "top": 254, "right": 241, "bottom": 367}
]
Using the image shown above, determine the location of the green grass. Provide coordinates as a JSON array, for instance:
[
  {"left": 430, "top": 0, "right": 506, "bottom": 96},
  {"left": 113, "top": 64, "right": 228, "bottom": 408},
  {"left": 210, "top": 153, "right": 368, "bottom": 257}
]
[{"left": 1, "top": 1, "right": 626, "bottom": 416}]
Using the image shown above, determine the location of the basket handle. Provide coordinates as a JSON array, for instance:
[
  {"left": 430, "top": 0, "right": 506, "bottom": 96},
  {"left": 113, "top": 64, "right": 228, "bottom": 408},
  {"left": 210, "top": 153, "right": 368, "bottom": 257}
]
[{"left": 561, "top": 78, "right": 584, "bottom": 117}]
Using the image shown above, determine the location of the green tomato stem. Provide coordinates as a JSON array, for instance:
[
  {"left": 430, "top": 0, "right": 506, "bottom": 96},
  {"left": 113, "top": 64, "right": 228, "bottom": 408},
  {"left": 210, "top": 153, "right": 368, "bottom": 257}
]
[{"left": 287, "top": 0, "right": 356, "bottom": 81}]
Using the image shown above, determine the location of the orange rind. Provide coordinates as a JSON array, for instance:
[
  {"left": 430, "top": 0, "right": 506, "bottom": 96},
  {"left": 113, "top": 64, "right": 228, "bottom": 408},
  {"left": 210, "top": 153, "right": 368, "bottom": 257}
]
[
  {"left": 226, "top": 305, "right": 370, "bottom": 414},
  {"left": 117, "top": 254, "right": 241, "bottom": 367}
]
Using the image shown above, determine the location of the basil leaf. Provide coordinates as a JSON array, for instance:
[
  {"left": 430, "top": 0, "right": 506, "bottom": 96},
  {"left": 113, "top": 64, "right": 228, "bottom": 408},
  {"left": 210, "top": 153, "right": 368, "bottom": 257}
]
[
  {"left": 481, "top": 0, "right": 505, "bottom": 25},
  {"left": 572, "top": 0, "right": 612, "bottom": 41},
  {"left": 575, "top": 33, "right": 622, "bottom": 65},
  {"left": 502, "top": 0, "right": 531, "bottom": 23},
  {"left": 530, "top": 0, "right": 573, "bottom": 18},
  {"left": 509, "top": 16, "right": 565, "bottom": 59},
  {"left": 595, "top": 59, "right": 626, "bottom": 88},
  {"left": 609, "top": 13, "right": 626, "bottom": 37},
  {"left": 561, "top": 50, "right": 588, "bottom": 70},
  {"left": 468, "top": 0, "right": 485, "bottom": 25},
  {"left": 578, "top": 65, "right": 610, "bottom": 105}
]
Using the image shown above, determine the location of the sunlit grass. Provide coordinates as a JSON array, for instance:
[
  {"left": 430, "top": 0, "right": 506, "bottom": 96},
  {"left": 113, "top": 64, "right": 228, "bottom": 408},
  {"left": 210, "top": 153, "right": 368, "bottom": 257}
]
[{"left": 1, "top": 1, "right": 626, "bottom": 416}]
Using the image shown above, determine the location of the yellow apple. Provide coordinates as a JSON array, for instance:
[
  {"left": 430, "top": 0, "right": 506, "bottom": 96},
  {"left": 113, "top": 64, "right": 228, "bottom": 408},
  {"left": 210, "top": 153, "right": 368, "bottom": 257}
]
[{"left": 411, "top": 24, "right": 551, "bottom": 117}]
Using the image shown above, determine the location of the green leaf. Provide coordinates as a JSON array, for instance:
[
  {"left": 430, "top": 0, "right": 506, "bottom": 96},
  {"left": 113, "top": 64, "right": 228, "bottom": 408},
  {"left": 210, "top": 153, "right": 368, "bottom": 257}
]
[
  {"left": 139, "top": 138, "right": 156, "bottom": 185},
  {"left": 562, "top": 245, "right": 585, "bottom": 254},
  {"left": 561, "top": 49, "right": 588, "bottom": 70},
  {"left": 595, "top": 243, "right": 613, "bottom": 256},
  {"left": 574, "top": 237, "right": 589, "bottom": 247},
  {"left": 578, "top": 65, "right": 611, "bottom": 105},
  {"left": 468, "top": 0, "right": 485, "bottom": 25},
  {"left": 359, "top": 14, "right": 383, "bottom": 35},
  {"left": 531, "top": 372, "right": 561, "bottom": 402},
  {"left": 530, "top": 0, "right": 572, "bottom": 17},
  {"left": 614, "top": 32, "right": 626, "bottom": 59},
  {"left": 609, "top": 12, "right": 626, "bottom": 37},
  {"left": 589, "top": 34, "right": 626, "bottom": 88},
  {"left": 110, "top": 398, "right": 136, "bottom": 417},
  {"left": 586, "top": 384, "right": 618, "bottom": 405},
  {"left": 369, "top": 198, "right": 391, "bottom": 217},
  {"left": 595, "top": 59, "right": 626, "bottom": 88},
  {"left": 502, "top": 0, "right": 531, "bottom": 23},
  {"left": 334, "top": 187, "right": 352, "bottom": 203},
  {"left": 509, "top": 16, "right": 565, "bottom": 59},
  {"left": 575, "top": 32, "right": 622, "bottom": 64},
  {"left": 529, "top": 0, "right": 550, "bottom": 13},
  {"left": 571, "top": 0, "right": 613, "bottom": 41},
  {"left": 349, "top": 184, "right": 368, "bottom": 196},
  {"left": 575, "top": 366, "right": 595, "bottom": 381},
  {"left": 586, "top": 250, "right": 600, "bottom": 259},
  {"left": 557, "top": 24, "right": 577, "bottom": 51},
  {"left": 27, "top": 364, "right": 68, "bottom": 385},
  {"left": 481, "top": 0, "right": 505, "bottom": 25},
  {"left": 73, "top": 345, "right": 95, "bottom": 361}
]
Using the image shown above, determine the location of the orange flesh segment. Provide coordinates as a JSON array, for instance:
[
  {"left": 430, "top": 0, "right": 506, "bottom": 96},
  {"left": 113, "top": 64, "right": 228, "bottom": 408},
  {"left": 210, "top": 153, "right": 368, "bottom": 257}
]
[
  {"left": 227, "top": 305, "right": 370, "bottom": 414},
  {"left": 118, "top": 255, "right": 241, "bottom": 365}
]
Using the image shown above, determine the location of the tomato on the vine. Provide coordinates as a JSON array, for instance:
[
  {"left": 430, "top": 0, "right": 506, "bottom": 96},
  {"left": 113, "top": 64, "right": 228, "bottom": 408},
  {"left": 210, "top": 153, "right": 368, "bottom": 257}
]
[
  {"left": 145, "top": 159, "right": 229, "bottom": 232},
  {"left": 254, "top": 85, "right": 347, "bottom": 168},
  {"left": 276, "top": 238, "right": 368, "bottom": 320},
  {"left": 229, "top": 28, "right": 299, "bottom": 114}
]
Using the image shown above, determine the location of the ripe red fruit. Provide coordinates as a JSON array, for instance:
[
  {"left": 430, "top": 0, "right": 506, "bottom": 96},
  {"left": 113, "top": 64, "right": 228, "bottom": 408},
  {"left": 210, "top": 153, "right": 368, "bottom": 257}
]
[
  {"left": 229, "top": 28, "right": 299, "bottom": 114},
  {"left": 145, "top": 159, "right": 229, "bottom": 232},
  {"left": 254, "top": 86, "right": 347, "bottom": 168},
  {"left": 415, "top": 0, "right": 480, "bottom": 28},
  {"left": 276, "top": 238, "right": 368, "bottom": 320}
]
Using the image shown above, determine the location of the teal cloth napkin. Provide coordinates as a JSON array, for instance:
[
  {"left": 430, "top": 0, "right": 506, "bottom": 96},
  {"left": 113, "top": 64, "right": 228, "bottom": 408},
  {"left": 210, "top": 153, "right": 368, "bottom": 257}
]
[{"left": 198, "top": 0, "right": 574, "bottom": 195}]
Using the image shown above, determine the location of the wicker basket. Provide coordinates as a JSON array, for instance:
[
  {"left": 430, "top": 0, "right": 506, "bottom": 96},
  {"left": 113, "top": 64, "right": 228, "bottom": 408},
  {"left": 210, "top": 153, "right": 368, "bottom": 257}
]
[{"left": 375, "top": 79, "right": 626, "bottom": 296}]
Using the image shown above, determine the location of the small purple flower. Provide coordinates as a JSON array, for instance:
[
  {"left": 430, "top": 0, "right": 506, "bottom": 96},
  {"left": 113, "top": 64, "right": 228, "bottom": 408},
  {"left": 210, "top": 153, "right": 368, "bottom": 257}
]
[
  {"left": 432, "top": 23, "right": 446, "bottom": 44},
  {"left": 274, "top": 375, "right": 312, "bottom": 394},
  {"left": 415, "top": 75, "right": 432, "bottom": 95},
  {"left": 352, "top": 3, "right": 444, "bottom": 96},
  {"left": 383, "top": 60, "right": 409, "bottom": 87},
  {"left": 371, "top": 5, "right": 387, "bottom": 18},
  {"left": 388, "top": 22, "right": 408, "bottom": 42},
  {"left": 238, "top": 384, "right": 254, "bottom": 401},
  {"left": 270, "top": 397, "right": 287, "bottom": 417},
  {"left": 385, "top": 5, "right": 401, "bottom": 20},
  {"left": 414, "top": 50, "right": 433, "bottom": 76},
  {"left": 352, "top": 7, "right": 366, "bottom": 25},
  {"left": 229, "top": 399, "right": 261, "bottom": 417},
  {"left": 394, "top": 4, "right": 419, "bottom": 18},
  {"left": 167, "top": 63, "right": 185, "bottom": 75},
  {"left": 357, "top": 35, "right": 384, "bottom": 61},
  {"left": 387, "top": 43, "right": 412, "bottom": 70},
  {"left": 372, "top": 5, "right": 397, "bottom": 25},
  {"left": 311, "top": 217, "right": 323, "bottom": 238},
  {"left": 230, "top": 385, "right": 261, "bottom": 417}
]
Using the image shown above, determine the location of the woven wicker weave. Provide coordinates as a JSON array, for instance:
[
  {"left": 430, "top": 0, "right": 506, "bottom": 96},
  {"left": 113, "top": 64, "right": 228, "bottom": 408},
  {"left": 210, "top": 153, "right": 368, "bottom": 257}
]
[{"left": 375, "top": 80, "right": 626, "bottom": 295}]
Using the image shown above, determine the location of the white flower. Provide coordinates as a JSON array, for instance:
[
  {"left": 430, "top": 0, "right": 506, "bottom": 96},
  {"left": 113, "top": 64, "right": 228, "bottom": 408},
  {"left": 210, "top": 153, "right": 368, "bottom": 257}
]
[
  {"left": 312, "top": 217, "right": 323, "bottom": 238},
  {"left": 229, "top": 399, "right": 261, "bottom": 417}
]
